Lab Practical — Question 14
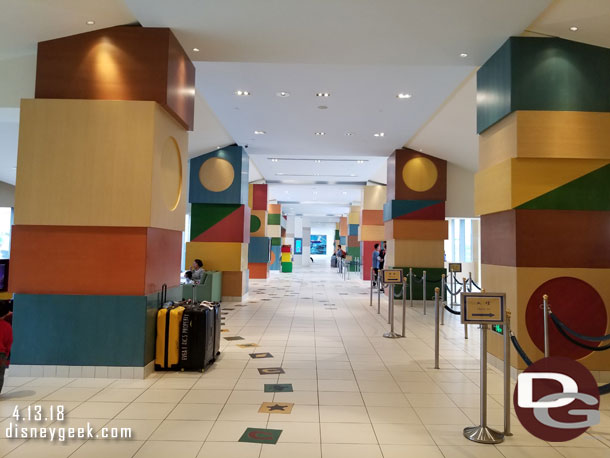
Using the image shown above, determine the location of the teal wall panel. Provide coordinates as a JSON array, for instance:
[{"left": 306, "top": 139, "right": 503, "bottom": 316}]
[
  {"left": 478, "top": 37, "right": 610, "bottom": 133},
  {"left": 14, "top": 286, "right": 182, "bottom": 367}
]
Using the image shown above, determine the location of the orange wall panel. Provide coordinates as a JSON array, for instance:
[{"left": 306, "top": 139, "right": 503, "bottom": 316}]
[{"left": 10, "top": 225, "right": 181, "bottom": 296}]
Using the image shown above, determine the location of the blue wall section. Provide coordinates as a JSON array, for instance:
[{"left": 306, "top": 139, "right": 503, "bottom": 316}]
[
  {"left": 189, "top": 145, "right": 249, "bottom": 204},
  {"left": 248, "top": 237, "right": 271, "bottom": 263},
  {"left": 339, "top": 236, "right": 347, "bottom": 245},
  {"left": 13, "top": 286, "right": 182, "bottom": 367},
  {"left": 348, "top": 224, "right": 359, "bottom": 236},
  {"left": 270, "top": 245, "right": 281, "bottom": 270}
]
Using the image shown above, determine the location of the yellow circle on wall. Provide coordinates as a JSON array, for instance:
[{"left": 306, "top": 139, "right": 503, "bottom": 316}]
[
  {"left": 402, "top": 157, "right": 438, "bottom": 192},
  {"left": 199, "top": 157, "right": 235, "bottom": 192},
  {"left": 160, "top": 137, "right": 182, "bottom": 211}
]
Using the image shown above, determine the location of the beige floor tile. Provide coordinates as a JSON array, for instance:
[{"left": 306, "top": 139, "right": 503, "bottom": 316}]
[
  {"left": 321, "top": 443, "right": 383, "bottom": 458},
  {"left": 318, "top": 391, "right": 364, "bottom": 406},
  {"left": 361, "top": 392, "right": 409, "bottom": 407},
  {"left": 265, "top": 421, "right": 321, "bottom": 443},
  {"left": 206, "top": 421, "right": 268, "bottom": 442},
  {"left": 497, "top": 446, "right": 565, "bottom": 458},
  {"left": 320, "top": 422, "right": 377, "bottom": 444},
  {"left": 227, "top": 390, "right": 275, "bottom": 404},
  {"left": 414, "top": 407, "right": 471, "bottom": 425},
  {"left": 219, "top": 403, "right": 268, "bottom": 421},
  {"left": 381, "top": 444, "right": 444, "bottom": 458},
  {"left": 373, "top": 423, "right": 435, "bottom": 445},
  {"left": 274, "top": 391, "right": 318, "bottom": 405},
  {"left": 180, "top": 389, "right": 231, "bottom": 404},
  {"left": 134, "top": 389, "right": 187, "bottom": 403},
  {"left": 318, "top": 380, "right": 359, "bottom": 392},
  {"left": 42, "top": 387, "right": 101, "bottom": 402},
  {"left": 197, "top": 441, "right": 261, "bottom": 458},
  {"left": 115, "top": 402, "right": 177, "bottom": 420},
  {"left": 367, "top": 406, "right": 421, "bottom": 424},
  {"left": 133, "top": 440, "right": 202, "bottom": 458},
  {"left": 2, "top": 440, "right": 84, "bottom": 457},
  {"left": 260, "top": 442, "right": 321, "bottom": 458},
  {"left": 69, "top": 440, "right": 145, "bottom": 458},
  {"left": 88, "top": 388, "right": 144, "bottom": 403},
  {"left": 149, "top": 419, "right": 214, "bottom": 441},
  {"left": 68, "top": 401, "right": 127, "bottom": 419},
  {"left": 166, "top": 403, "right": 224, "bottom": 421},
  {"left": 319, "top": 405, "right": 370, "bottom": 423},
  {"left": 438, "top": 445, "right": 507, "bottom": 458},
  {"left": 102, "top": 418, "right": 162, "bottom": 441},
  {"left": 268, "top": 404, "right": 319, "bottom": 422}
]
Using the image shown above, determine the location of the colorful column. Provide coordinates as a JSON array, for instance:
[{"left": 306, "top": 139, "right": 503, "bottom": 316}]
[
  {"left": 360, "top": 185, "right": 387, "bottom": 280},
  {"left": 268, "top": 204, "right": 282, "bottom": 271},
  {"left": 334, "top": 223, "right": 340, "bottom": 253},
  {"left": 187, "top": 145, "right": 250, "bottom": 301},
  {"left": 248, "top": 184, "right": 270, "bottom": 279},
  {"left": 281, "top": 245, "right": 293, "bottom": 272},
  {"left": 9, "top": 26, "right": 194, "bottom": 375},
  {"left": 347, "top": 206, "right": 361, "bottom": 271},
  {"left": 384, "top": 148, "right": 448, "bottom": 299},
  {"left": 339, "top": 216, "right": 348, "bottom": 247},
  {"left": 476, "top": 37, "right": 610, "bottom": 373}
]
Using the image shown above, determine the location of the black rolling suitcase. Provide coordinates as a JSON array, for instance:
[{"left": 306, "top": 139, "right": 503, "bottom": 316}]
[
  {"left": 209, "top": 302, "right": 221, "bottom": 358},
  {"left": 179, "top": 304, "right": 215, "bottom": 371}
]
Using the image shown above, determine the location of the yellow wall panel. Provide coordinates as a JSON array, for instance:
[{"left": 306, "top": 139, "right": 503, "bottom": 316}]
[
  {"left": 386, "top": 239, "right": 444, "bottom": 268},
  {"left": 348, "top": 206, "right": 361, "bottom": 224},
  {"left": 482, "top": 264, "right": 610, "bottom": 372},
  {"left": 475, "top": 157, "right": 609, "bottom": 215},
  {"left": 185, "top": 242, "right": 247, "bottom": 272},
  {"left": 15, "top": 99, "right": 187, "bottom": 231},
  {"left": 480, "top": 111, "right": 610, "bottom": 170},
  {"left": 281, "top": 252, "right": 291, "bottom": 262},
  {"left": 362, "top": 185, "right": 387, "bottom": 210},
  {"left": 360, "top": 225, "right": 386, "bottom": 241}
]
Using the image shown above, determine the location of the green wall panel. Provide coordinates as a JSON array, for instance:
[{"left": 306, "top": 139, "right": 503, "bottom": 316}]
[
  {"left": 389, "top": 267, "right": 446, "bottom": 301},
  {"left": 191, "top": 203, "right": 241, "bottom": 238},
  {"left": 268, "top": 213, "right": 281, "bottom": 225},
  {"left": 477, "top": 37, "right": 610, "bottom": 133}
]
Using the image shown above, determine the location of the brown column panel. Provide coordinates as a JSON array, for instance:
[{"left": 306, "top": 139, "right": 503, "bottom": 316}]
[{"left": 35, "top": 26, "right": 195, "bottom": 130}]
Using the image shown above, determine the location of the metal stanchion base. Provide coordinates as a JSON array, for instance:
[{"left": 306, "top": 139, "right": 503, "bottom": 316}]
[
  {"left": 463, "top": 425, "right": 504, "bottom": 444},
  {"left": 383, "top": 331, "right": 401, "bottom": 339}
]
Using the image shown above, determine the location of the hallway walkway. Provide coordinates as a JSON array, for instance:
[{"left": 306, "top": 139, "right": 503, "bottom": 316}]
[{"left": 1, "top": 262, "right": 609, "bottom": 457}]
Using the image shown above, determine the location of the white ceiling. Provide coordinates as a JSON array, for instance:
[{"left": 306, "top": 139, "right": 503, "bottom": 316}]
[{"left": 126, "top": 0, "right": 550, "bottom": 65}]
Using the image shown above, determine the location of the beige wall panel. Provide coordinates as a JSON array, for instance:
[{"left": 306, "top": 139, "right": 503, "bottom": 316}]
[
  {"left": 386, "top": 239, "right": 444, "bottom": 268},
  {"left": 15, "top": 99, "right": 187, "bottom": 231},
  {"left": 360, "top": 225, "right": 385, "bottom": 241},
  {"left": 362, "top": 185, "right": 387, "bottom": 210}
]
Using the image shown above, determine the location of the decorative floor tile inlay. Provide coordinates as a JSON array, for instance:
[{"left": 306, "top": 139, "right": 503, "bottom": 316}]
[
  {"left": 221, "top": 329, "right": 229, "bottom": 333},
  {"left": 237, "top": 343, "right": 259, "bottom": 348},
  {"left": 249, "top": 352, "right": 273, "bottom": 359},
  {"left": 257, "top": 367, "right": 285, "bottom": 375},
  {"left": 238, "top": 427, "right": 283, "bottom": 444},
  {"left": 264, "top": 383, "right": 293, "bottom": 393},
  {"left": 224, "top": 336, "right": 245, "bottom": 341},
  {"left": 258, "top": 402, "right": 294, "bottom": 414}
]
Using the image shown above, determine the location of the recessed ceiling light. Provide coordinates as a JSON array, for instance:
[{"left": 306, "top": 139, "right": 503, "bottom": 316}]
[
  {"left": 569, "top": 26, "right": 579, "bottom": 32},
  {"left": 342, "top": 191, "right": 347, "bottom": 195},
  {"left": 397, "top": 93, "right": 412, "bottom": 99},
  {"left": 460, "top": 53, "right": 468, "bottom": 58},
  {"left": 357, "top": 160, "right": 364, "bottom": 164},
  {"left": 193, "top": 47, "right": 200, "bottom": 52},
  {"left": 349, "top": 174, "right": 356, "bottom": 177},
  {"left": 254, "top": 130, "right": 266, "bottom": 135},
  {"left": 235, "top": 90, "right": 250, "bottom": 96},
  {"left": 277, "top": 91, "right": 290, "bottom": 97},
  {"left": 316, "top": 92, "right": 330, "bottom": 97},
  {"left": 271, "top": 158, "right": 278, "bottom": 162},
  {"left": 314, "top": 132, "right": 326, "bottom": 136},
  {"left": 373, "top": 132, "right": 385, "bottom": 137},
  {"left": 314, "top": 159, "right": 321, "bottom": 163},
  {"left": 216, "top": 146, "right": 221, "bottom": 149},
  {"left": 86, "top": 20, "right": 95, "bottom": 25},
  {"left": 317, "top": 105, "right": 328, "bottom": 110},
  {"left": 345, "top": 132, "right": 354, "bottom": 136}
]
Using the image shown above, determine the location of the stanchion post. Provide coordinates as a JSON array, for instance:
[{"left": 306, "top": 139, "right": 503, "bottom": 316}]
[
  {"left": 543, "top": 294, "right": 550, "bottom": 358},
  {"left": 434, "top": 287, "right": 440, "bottom": 369},
  {"left": 423, "top": 270, "right": 427, "bottom": 315},
  {"left": 369, "top": 267, "right": 373, "bottom": 307},
  {"left": 504, "top": 309, "right": 512, "bottom": 436},
  {"left": 402, "top": 276, "right": 407, "bottom": 337},
  {"left": 409, "top": 268, "right": 414, "bottom": 308},
  {"left": 383, "top": 282, "right": 400, "bottom": 339},
  {"left": 468, "top": 272, "right": 473, "bottom": 293},
  {"left": 377, "top": 273, "right": 381, "bottom": 314},
  {"left": 440, "top": 274, "right": 445, "bottom": 325}
]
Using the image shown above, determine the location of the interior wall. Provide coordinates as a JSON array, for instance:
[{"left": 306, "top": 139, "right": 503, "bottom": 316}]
[
  {"left": 309, "top": 223, "right": 336, "bottom": 261},
  {"left": 0, "top": 181, "right": 15, "bottom": 207},
  {"left": 446, "top": 162, "right": 475, "bottom": 218}
]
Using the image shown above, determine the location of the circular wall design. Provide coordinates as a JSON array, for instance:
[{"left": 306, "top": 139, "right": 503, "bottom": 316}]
[
  {"left": 402, "top": 157, "right": 438, "bottom": 192},
  {"left": 160, "top": 137, "right": 182, "bottom": 211},
  {"left": 250, "top": 215, "right": 261, "bottom": 233},
  {"left": 270, "top": 250, "right": 276, "bottom": 265},
  {"left": 199, "top": 157, "right": 234, "bottom": 192},
  {"left": 525, "top": 277, "right": 606, "bottom": 360}
]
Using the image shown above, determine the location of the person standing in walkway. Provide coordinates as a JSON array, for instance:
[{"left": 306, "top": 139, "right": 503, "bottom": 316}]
[
  {"left": 0, "top": 311, "right": 12, "bottom": 395},
  {"left": 372, "top": 243, "right": 383, "bottom": 291}
]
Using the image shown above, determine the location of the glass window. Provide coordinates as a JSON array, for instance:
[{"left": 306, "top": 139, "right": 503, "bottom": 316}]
[{"left": 0, "top": 207, "right": 12, "bottom": 259}]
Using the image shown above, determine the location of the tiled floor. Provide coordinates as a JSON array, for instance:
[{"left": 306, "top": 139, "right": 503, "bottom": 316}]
[{"left": 0, "top": 262, "right": 609, "bottom": 457}]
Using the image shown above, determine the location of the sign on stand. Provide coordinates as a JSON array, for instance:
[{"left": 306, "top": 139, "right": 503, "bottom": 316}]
[
  {"left": 382, "top": 269, "right": 403, "bottom": 284},
  {"left": 448, "top": 262, "right": 462, "bottom": 273},
  {"left": 461, "top": 293, "right": 505, "bottom": 325}
]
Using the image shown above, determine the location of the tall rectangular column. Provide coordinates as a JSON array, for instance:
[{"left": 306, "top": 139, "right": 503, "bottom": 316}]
[
  {"left": 360, "top": 185, "right": 386, "bottom": 280},
  {"left": 9, "top": 26, "right": 194, "bottom": 376},
  {"left": 248, "top": 184, "right": 270, "bottom": 279},
  {"left": 268, "top": 204, "right": 282, "bottom": 271},
  {"left": 347, "top": 206, "right": 361, "bottom": 272},
  {"left": 476, "top": 37, "right": 610, "bottom": 373},
  {"left": 384, "top": 148, "right": 448, "bottom": 299},
  {"left": 187, "top": 145, "right": 250, "bottom": 300}
]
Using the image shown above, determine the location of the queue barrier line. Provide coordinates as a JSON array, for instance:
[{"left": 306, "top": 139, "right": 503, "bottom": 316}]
[
  {"left": 550, "top": 311, "right": 610, "bottom": 342},
  {"left": 550, "top": 313, "right": 610, "bottom": 352}
]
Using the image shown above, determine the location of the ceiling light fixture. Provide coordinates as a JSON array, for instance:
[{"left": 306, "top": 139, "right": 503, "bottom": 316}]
[
  {"left": 193, "top": 47, "right": 200, "bottom": 52},
  {"left": 349, "top": 174, "right": 356, "bottom": 177},
  {"left": 569, "top": 26, "right": 579, "bottom": 32},
  {"left": 357, "top": 160, "right": 364, "bottom": 164},
  {"left": 254, "top": 130, "right": 266, "bottom": 135},
  {"left": 397, "top": 93, "right": 412, "bottom": 99},
  {"left": 277, "top": 91, "right": 290, "bottom": 97},
  {"left": 86, "top": 20, "right": 95, "bottom": 25},
  {"left": 373, "top": 132, "right": 385, "bottom": 137},
  {"left": 316, "top": 92, "right": 330, "bottom": 97},
  {"left": 314, "top": 159, "right": 321, "bottom": 163},
  {"left": 235, "top": 90, "right": 250, "bottom": 96},
  {"left": 460, "top": 53, "right": 468, "bottom": 58},
  {"left": 314, "top": 132, "right": 326, "bottom": 136},
  {"left": 345, "top": 132, "right": 354, "bottom": 136}
]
